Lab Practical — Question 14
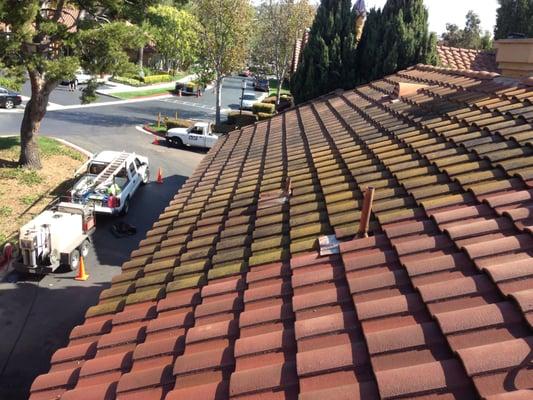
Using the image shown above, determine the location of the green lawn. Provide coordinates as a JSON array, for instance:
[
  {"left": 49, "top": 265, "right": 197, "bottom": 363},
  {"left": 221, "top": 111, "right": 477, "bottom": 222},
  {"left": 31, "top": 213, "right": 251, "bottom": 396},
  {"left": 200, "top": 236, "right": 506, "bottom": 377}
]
[
  {"left": 268, "top": 79, "right": 291, "bottom": 97},
  {"left": 112, "top": 87, "right": 175, "bottom": 100}
]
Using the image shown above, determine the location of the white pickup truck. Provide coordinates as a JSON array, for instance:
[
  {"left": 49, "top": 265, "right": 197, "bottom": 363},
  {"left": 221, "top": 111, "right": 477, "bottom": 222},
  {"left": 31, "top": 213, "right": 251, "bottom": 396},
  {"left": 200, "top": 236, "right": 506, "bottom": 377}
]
[
  {"left": 70, "top": 151, "right": 149, "bottom": 215},
  {"left": 166, "top": 122, "right": 218, "bottom": 150}
]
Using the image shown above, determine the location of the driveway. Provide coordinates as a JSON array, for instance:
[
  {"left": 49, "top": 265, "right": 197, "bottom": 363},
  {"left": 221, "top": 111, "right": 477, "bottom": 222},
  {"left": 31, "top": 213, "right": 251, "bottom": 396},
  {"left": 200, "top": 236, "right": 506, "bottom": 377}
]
[{"left": 0, "top": 81, "right": 235, "bottom": 398}]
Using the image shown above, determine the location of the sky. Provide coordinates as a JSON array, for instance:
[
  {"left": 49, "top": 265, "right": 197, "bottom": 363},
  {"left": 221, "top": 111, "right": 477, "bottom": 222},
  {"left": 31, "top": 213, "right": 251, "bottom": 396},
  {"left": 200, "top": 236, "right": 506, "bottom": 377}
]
[{"left": 364, "top": 0, "right": 499, "bottom": 36}]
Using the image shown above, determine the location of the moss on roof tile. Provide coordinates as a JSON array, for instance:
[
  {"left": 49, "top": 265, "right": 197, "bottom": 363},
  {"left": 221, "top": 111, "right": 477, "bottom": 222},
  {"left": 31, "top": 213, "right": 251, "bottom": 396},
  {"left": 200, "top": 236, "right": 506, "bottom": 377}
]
[
  {"left": 212, "top": 247, "right": 249, "bottom": 265},
  {"left": 290, "top": 236, "right": 317, "bottom": 254},
  {"left": 180, "top": 246, "right": 214, "bottom": 262},
  {"left": 255, "top": 213, "right": 286, "bottom": 227},
  {"left": 253, "top": 223, "right": 287, "bottom": 239},
  {"left": 290, "top": 222, "right": 329, "bottom": 240},
  {"left": 122, "top": 256, "right": 152, "bottom": 271},
  {"left": 167, "top": 273, "right": 206, "bottom": 292},
  {"left": 249, "top": 248, "right": 288, "bottom": 266},
  {"left": 173, "top": 259, "right": 208, "bottom": 277},
  {"left": 86, "top": 298, "right": 125, "bottom": 318},
  {"left": 151, "top": 246, "right": 184, "bottom": 262},
  {"left": 126, "top": 287, "right": 165, "bottom": 305},
  {"left": 113, "top": 269, "right": 143, "bottom": 285},
  {"left": 100, "top": 283, "right": 135, "bottom": 301},
  {"left": 135, "top": 271, "right": 172, "bottom": 289},
  {"left": 207, "top": 262, "right": 247, "bottom": 280},
  {"left": 328, "top": 211, "right": 361, "bottom": 227}
]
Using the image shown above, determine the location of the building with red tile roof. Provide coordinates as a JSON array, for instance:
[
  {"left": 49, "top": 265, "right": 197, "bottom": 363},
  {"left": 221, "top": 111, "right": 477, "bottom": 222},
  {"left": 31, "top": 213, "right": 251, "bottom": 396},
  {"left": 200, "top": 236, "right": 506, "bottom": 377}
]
[
  {"left": 437, "top": 45, "right": 499, "bottom": 73},
  {"left": 28, "top": 62, "right": 533, "bottom": 400}
]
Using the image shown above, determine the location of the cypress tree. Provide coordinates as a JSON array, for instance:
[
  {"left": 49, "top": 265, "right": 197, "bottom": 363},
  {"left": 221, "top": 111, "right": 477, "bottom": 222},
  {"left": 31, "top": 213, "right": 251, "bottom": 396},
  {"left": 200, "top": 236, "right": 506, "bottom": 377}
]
[
  {"left": 355, "top": 0, "right": 437, "bottom": 85},
  {"left": 494, "top": 0, "right": 533, "bottom": 40},
  {"left": 291, "top": 0, "right": 356, "bottom": 104}
]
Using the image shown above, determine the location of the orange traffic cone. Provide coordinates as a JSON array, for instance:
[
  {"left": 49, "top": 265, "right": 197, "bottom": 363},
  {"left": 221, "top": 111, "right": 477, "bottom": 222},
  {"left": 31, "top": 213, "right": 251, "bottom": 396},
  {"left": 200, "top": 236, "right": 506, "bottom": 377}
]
[
  {"left": 152, "top": 136, "right": 160, "bottom": 145},
  {"left": 156, "top": 167, "right": 163, "bottom": 184},
  {"left": 75, "top": 256, "right": 89, "bottom": 281}
]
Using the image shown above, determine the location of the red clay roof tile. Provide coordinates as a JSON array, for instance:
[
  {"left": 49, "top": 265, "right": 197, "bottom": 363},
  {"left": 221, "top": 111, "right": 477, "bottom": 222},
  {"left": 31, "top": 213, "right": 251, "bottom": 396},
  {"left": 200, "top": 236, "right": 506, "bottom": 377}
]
[{"left": 30, "top": 64, "right": 533, "bottom": 400}]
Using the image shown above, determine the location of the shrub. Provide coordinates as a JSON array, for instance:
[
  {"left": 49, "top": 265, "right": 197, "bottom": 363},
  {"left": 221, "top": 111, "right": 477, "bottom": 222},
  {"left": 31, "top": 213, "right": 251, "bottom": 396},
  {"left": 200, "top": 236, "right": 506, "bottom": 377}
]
[
  {"left": 262, "top": 96, "right": 277, "bottom": 104},
  {"left": 164, "top": 118, "right": 194, "bottom": 129},
  {"left": 257, "top": 112, "right": 274, "bottom": 121},
  {"left": 110, "top": 76, "right": 144, "bottom": 87},
  {"left": 252, "top": 102, "right": 275, "bottom": 114},
  {"left": 142, "top": 74, "right": 173, "bottom": 84},
  {"left": 227, "top": 111, "right": 257, "bottom": 127},
  {"left": 0, "top": 77, "right": 22, "bottom": 92}
]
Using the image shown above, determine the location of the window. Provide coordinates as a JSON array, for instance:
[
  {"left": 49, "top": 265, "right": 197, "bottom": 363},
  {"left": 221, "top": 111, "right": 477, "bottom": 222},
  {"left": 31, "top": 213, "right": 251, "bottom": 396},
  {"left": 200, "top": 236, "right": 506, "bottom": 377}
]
[
  {"left": 88, "top": 163, "right": 107, "bottom": 175},
  {"left": 129, "top": 163, "right": 136, "bottom": 176},
  {"left": 134, "top": 158, "right": 142, "bottom": 169}
]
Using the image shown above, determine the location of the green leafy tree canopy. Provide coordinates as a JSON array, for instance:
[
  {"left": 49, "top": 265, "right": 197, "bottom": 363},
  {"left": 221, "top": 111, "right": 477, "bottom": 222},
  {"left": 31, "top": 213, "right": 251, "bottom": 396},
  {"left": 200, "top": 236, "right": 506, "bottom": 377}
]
[
  {"left": 0, "top": 0, "right": 145, "bottom": 169},
  {"left": 193, "top": 0, "right": 254, "bottom": 124},
  {"left": 146, "top": 4, "right": 200, "bottom": 72},
  {"left": 442, "top": 10, "right": 493, "bottom": 50},
  {"left": 354, "top": 0, "right": 437, "bottom": 86},
  {"left": 291, "top": 0, "right": 356, "bottom": 104},
  {"left": 495, "top": 0, "right": 533, "bottom": 40}
]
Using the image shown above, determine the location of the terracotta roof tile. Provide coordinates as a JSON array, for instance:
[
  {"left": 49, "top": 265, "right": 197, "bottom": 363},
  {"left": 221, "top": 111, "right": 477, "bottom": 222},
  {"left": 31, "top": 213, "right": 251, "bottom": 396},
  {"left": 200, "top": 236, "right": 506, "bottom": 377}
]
[{"left": 30, "top": 64, "right": 533, "bottom": 399}]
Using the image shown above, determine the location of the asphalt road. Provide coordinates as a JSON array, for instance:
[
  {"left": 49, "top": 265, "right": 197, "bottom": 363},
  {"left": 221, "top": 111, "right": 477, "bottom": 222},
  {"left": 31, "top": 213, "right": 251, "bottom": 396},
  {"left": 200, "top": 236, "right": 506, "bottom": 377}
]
[{"left": 0, "top": 76, "right": 253, "bottom": 399}]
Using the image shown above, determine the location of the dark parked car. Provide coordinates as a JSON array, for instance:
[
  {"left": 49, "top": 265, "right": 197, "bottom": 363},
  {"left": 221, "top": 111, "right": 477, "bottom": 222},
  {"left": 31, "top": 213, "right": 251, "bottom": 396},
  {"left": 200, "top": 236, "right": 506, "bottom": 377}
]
[
  {"left": 0, "top": 86, "right": 22, "bottom": 109},
  {"left": 254, "top": 78, "right": 269, "bottom": 92}
]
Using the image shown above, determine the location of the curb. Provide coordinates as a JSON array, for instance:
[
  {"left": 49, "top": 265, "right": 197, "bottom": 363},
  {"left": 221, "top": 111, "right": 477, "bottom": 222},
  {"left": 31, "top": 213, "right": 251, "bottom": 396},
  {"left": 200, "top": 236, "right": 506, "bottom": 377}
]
[{"left": 51, "top": 137, "right": 93, "bottom": 158}]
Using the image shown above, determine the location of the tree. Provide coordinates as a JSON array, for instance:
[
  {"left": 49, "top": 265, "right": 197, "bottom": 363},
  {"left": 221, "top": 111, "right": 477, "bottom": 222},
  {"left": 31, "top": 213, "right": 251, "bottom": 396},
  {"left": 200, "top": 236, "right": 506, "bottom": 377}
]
[
  {"left": 147, "top": 5, "right": 200, "bottom": 72},
  {"left": 194, "top": 0, "right": 254, "bottom": 125},
  {"left": 354, "top": 0, "right": 437, "bottom": 85},
  {"left": 0, "top": 1, "right": 145, "bottom": 169},
  {"left": 494, "top": 0, "right": 533, "bottom": 40},
  {"left": 442, "top": 10, "right": 493, "bottom": 50},
  {"left": 253, "top": 0, "right": 315, "bottom": 105},
  {"left": 290, "top": 0, "right": 356, "bottom": 104}
]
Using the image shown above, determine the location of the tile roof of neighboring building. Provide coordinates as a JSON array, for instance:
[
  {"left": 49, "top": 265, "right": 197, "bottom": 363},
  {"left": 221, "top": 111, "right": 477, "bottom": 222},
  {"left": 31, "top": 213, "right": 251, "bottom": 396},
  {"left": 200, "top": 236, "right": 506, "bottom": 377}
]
[
  {"left": 437, "top": 45, "right": 499, "bottom": 73},
  {"left": 29, "top": 64, "right": 533, "bottom": 400}
]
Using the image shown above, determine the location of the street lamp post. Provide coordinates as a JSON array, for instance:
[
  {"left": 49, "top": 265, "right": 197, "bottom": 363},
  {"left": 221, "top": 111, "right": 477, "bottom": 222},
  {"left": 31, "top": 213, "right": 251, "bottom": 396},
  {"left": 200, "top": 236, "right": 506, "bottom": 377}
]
[{"left": 240, "top": 79, "right": 246, "bottom": 115}]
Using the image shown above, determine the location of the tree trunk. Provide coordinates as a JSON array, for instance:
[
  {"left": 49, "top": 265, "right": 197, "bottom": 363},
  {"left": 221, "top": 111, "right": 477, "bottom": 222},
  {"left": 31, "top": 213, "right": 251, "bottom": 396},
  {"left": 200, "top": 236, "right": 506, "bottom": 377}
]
[
  {"left": 138, "top": 47, "right": 144, "bottom": 73},
  {"left": 215, "top": 76, "right": 223, "bottom": 125},
  {"left": 19, "top": 72, "right": 53, "bottom": 169},
  {"left": 276, "top": 78, "right": 282, "bottom": 106}
]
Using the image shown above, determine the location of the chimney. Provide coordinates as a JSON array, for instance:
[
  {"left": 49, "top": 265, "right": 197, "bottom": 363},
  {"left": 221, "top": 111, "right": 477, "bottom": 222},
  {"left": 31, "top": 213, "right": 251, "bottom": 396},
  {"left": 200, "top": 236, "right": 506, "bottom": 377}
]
[
  {"left": 393, "top": 81, "right": 429, "bottom": 98},
  {"left": 495, "top": 38, "right": 533, "bottom": 78}
]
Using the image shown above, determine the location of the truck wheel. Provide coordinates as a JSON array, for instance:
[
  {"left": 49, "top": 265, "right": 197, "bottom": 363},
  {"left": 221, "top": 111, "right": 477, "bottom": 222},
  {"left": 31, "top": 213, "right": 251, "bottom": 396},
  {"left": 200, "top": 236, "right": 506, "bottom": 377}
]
[
  {"left": 120, "top": 197, "right": 130, "bottom": 216},
  {"left": 68, "top": 249, "right": 80, "bottom": 272},
  {"left": 79, "top": 239, "right": 90, "bottom": 258},
  {"left": 172, "top": 138, "right": 183, "bottom": 148}
]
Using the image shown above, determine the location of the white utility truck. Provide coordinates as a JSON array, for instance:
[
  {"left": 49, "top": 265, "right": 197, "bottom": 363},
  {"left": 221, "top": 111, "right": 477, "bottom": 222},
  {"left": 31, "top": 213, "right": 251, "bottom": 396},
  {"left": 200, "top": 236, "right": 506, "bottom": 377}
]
[
  {"left": 70, "top": 151, "right": 149, "bottom": 215},
  {"left": 14, "top": 201, "right": 95, "bottom": 274},
  {"left": 166, "top": 122, "right": 218, "bottom": 150}
]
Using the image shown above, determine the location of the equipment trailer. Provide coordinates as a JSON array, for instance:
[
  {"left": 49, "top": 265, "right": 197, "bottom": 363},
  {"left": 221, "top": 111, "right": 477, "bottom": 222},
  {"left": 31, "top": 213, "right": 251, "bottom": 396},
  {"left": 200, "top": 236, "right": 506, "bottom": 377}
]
[{"left": 13, "top": 201, "right": 95, "bottom": 275}]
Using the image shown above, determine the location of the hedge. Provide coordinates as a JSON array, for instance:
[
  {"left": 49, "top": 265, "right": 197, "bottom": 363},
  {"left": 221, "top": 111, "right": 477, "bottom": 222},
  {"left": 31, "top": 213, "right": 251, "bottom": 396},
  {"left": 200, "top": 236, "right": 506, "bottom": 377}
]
[
  {"left": 165, "top": 118, "right": 194, "bottom": 130},
  {"left": 227, "top": 111, "right": 257, "bottom": 127},
  {"left": 252, "top": 102, "right": 275, "bottom": 114},
  {"left": 111, "top": 76, "right": 144, "bottom": 87},
  {"left": 142, "top": 74, "right": 173, "bottom": 84}
]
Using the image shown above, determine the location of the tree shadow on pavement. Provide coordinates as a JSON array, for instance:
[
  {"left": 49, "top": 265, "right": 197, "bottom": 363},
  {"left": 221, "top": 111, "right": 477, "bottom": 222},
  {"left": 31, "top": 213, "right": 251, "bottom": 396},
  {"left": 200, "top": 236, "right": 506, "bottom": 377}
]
[{"left": 0, "top": 279, "right": 108, "bottom": 400}]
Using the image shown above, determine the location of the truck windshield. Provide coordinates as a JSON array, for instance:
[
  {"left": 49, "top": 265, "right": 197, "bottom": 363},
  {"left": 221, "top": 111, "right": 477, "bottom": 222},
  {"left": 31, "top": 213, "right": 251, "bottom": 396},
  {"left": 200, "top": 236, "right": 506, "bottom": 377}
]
[{"left": 88, "top": 163, "right": 108, "bottom": 175}]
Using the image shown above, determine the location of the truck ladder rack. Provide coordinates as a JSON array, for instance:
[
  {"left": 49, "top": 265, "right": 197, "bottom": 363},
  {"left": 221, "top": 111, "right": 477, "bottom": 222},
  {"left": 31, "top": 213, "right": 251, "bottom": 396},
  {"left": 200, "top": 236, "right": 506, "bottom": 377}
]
[{"left": 92, "top": 152, "right": 129, "bottom": 189}]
